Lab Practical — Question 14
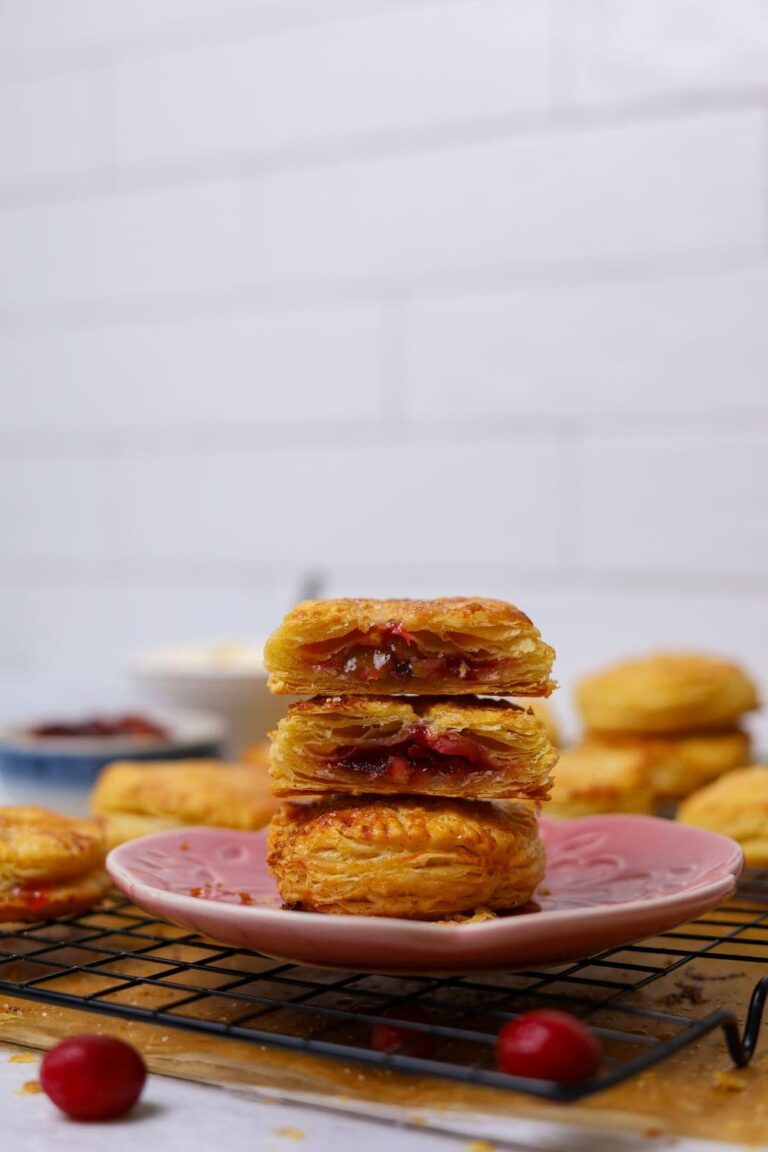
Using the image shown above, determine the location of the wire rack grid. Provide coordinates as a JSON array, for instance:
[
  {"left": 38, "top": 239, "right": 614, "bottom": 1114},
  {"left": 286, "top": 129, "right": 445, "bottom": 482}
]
[{"left": 1, "top": 871, "right": 768, "bottom": 1103}]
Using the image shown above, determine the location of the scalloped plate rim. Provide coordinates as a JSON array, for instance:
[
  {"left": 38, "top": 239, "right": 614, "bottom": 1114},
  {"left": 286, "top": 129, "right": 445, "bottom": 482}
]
[{"left": 106, "top": 814, "right": 744, "bottom": 961}]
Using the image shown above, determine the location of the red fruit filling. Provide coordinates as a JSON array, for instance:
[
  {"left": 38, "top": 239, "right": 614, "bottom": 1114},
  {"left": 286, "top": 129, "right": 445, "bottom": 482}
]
[
  {"left": 28, "top": 713, "right": 169, "bottom": 740},
  {"left": 304, "top": 622, "right": 501, "bottom": 684},
  {"left": 326, "top": 723, "right": 490, "bottom": 786}
]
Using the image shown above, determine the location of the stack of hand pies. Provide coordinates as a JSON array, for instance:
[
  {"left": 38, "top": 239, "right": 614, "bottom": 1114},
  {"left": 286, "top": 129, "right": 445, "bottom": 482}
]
[
  {"left": 576, "top": 652, "right": 757, "bottom": 810},
  {"left": 263, "top": 597, "right": 558, "bottom": 920}
]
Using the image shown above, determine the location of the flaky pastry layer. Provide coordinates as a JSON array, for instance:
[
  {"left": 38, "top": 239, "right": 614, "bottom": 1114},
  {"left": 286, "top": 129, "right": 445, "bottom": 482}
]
[
  {"left": 267, "top": 796, "right": 544, "bottom": 919},
  {"left": 269, "top": 695, "right": 556, "bottom": 800},
  {"left": 678, "top": 765, "right": 768, "bottom": 865},
  {"left": 576, "top": 652, "right": 758, "bottom": 735},
  {"left": 264, "top": 597, "right": 556, "bottom": 697},
  {"left": 0, "top": 806, "right": 106, "bottom": 890}
]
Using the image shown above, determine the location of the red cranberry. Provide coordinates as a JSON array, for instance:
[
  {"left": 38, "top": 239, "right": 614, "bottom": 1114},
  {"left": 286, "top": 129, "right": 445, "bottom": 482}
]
[
  {"left": 371, "top": 1005, "right": 437, "bottom": 1059},
  {"left": 496, "top": 1010, "right": 601, "bottom": 1083},
  {"left": 40, "top": 1035, "right": 146, "bottom": 1121}
]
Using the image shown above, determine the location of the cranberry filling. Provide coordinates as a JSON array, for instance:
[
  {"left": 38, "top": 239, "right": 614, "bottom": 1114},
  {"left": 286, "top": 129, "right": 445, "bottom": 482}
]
[
  {"left": 329, "top": 723, "right": 490, "bottom": 786},
  {"left": 310, "top": 622, "right": 500, "bottom": 683}
]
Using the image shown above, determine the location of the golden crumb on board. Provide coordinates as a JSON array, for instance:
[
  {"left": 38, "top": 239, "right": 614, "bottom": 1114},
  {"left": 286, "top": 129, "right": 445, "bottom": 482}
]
[
  {"left": 273, "top": 1127, "right": 305, "bottom": 1140},
  {"left": 8, "top": 1053, "right": 38, "bottom": 1064},
  {"left": 17, "top": 1080, "right": 41, "bottom": 1095},
  {"left": 466, "top": 1141, "right": 495, "bottom": 1152}
]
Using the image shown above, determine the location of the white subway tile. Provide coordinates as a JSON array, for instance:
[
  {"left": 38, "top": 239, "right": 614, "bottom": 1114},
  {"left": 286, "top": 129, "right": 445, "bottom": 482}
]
[
  {"left": 571, "top": 0, "right": 768, "bottom": 103},
  {"left": 249, "top": 110, "right": 765, "bottom": 285},
  {"left": 0, "top": 0, "right": 301, "bottom": 58},
  {"left": 116, "top": 1, "right": 552, "bottom": 167},
  {"left": 406, "top": 268, "right": 768, "bottom": 418},
  {"left": 0, "top": 179, "right": 245, "bottom": 308},
  {"left": 0, "top": 457, "right": 117, "bottom": 561},
  {"left": 578, "top": 433, "right": 768, "bottom": 574},
  {"left": 1, "top": 303, "right": 383, "bottom": 429},
  {"left": 0, "top": 68, "right": 112, "bottom": 187},
  {"left": 123, "top": 438, "right": 564, "bottom": 568}
]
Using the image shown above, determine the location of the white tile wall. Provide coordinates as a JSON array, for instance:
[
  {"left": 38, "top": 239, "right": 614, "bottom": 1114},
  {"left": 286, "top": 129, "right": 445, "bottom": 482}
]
[
  {"left": 122, "top": 437, "right": 565, "bottom": 568},
  {"left": 1, "top": 303, "right": 385, "bottom": 430},
  {"left": 249, "top": 111, "right": 765, "bottom": 286},
  {"left": 571, "top": 0, "right": 768, "bottom": 103},
  {"left": 1, "top": 0, "right": 767, "bottom": 724},
  {"left": 115, "top": 1, "right": 553, "bottom": 168},
  {"left": 578, "top": 432, "right": 768, "bottom": 575},
  {"left": 0, "top": 67, "right": 113, "bottom": 188},
  {"left": 405, "top": 268, "right": 768, "bottom": 418}
]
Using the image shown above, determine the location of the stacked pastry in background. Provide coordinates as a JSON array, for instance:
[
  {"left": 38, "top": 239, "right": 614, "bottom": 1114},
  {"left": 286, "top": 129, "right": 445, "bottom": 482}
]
[
  {"left": 575, "top": 652, "right": 758, "bottom": 813},
  {"left": 0, "top": 807, "right": 110, "bottom": 921},
  {"left": 263, "top": 598, "right": 557, "bottom": 920}
]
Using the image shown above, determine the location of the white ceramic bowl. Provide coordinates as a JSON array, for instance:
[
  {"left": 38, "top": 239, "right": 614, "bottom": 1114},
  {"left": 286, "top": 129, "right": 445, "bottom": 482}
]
[{"left": 129, "top": 643, "right": 294, "bottom": 757}]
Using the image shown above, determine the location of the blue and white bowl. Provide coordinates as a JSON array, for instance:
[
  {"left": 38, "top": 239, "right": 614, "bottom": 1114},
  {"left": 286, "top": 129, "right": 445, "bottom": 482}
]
[{"left": 0, "top": 710, "right": 223, "bottom": 815}]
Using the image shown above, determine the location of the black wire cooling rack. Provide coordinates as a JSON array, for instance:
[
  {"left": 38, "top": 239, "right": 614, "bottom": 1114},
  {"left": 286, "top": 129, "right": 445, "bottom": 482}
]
[{"left": 1, "top": 872, "right": 768, "bottom": 1103}]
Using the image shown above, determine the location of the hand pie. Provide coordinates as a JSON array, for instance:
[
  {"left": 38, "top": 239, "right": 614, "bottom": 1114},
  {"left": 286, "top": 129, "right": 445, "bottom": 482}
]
[
  {"left": 269, "top": 695, "right": 556, "bottom": 801},
  {"left": 539, "top": 744, "right": 655, "bottom": 819},
  {"left": 583, "top": 729, "right": 750, "bottom": 802},
  {"left": 0, "top": 806, "right": 109, "bottom": 922},
  {"left": 267, "top": 796, "right": 544, "bottom": 919},
  {"left": 91, "top": 759, "right": 279, "bottom": 849},
  {"left": 0, "top": 806, "right": 105, "bottom": 887},
  {"left": 264, "top": 597, "right": 555, "bottom": 697},
  {"left": 576, "top": 652, "right": 758, "bottom": 734},
  {"left": 678, "top": 766, "right": 768, "bottom": 865}
]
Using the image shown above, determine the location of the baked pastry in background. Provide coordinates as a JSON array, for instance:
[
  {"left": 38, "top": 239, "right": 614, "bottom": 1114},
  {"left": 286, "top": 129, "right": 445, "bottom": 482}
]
[
  {"left": 91, "top": 760, "right": 279, "bottom": 849},
  {"left": 583, "top": 729, "right": 750, "bottom": 803},
  {"left": 576, "top": 652, "right": 758, "bottom": 735},
  {"left": 677, "top": 766, "right": 768, "bottom": 865},
  {"left": 267, "top": 796, "right": 544, "bottom": 919},
  {"left": 0, "top": 806, "right": 110, "bottom": 921},
  {"left": 264, "top": 597, "right": 556, "bottom": 698},
  {"left": 269, "top": 695, "right": 556, "bottom": 800},
  {"left": 540, "top": 744, "right": 655, "bottom": 819}
]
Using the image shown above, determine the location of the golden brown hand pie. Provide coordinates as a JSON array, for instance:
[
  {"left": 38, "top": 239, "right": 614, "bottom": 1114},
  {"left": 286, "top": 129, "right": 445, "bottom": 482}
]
[
  {"left": 576, "top": 652, "right": 758, "bottom": 735},
  {"left": 269, "top": 695, "right": 556, "bottom": 801},
  {"left": 677, "top": 766, "right": 768, "bottom": 865},
  {"left": 583, "top": 729, "right": 750, "bottom": 802},
  {"left": 538, "top": 744, "right": 655, "bottom": 819},
  {"left": 91, "top": 759, "right": 279, "bottom": 849},
  {"left": 264, "top": 598, "right": 555, "bottom": 697},
  {"left": 267, "top": 796, "right": 544, "bottom": 919},
  {"left": 0, "top": 867, "right": 112, "bottom": 922},
  {"left": 0, "top": 806, "right": 105, "bottom": 889}
]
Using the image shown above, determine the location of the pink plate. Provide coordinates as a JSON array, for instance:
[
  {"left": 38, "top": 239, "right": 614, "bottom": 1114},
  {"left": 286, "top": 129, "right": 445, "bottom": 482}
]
[{"left": 107, "top": 815, "right": 743, "bottom": 974}]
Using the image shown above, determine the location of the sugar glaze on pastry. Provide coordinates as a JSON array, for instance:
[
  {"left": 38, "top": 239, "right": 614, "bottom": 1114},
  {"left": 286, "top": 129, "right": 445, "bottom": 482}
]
[{"left": 264, "top": 597, "right": 555, "bottom": 697}]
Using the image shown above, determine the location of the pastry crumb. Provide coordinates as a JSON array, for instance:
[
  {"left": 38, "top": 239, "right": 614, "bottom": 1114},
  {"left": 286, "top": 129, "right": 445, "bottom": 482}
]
[
  {"left": 437, "top": 906, "right": 497, "bottom": 926},
  {"left": 274, "top": 1127, "right": 305, "bottom": 1141},
  {"left": 8, "top": 1053, "right": 38, "bottom": 1064},
  {"left": 466, "top": 1141, "right": 495, "bottom": 1152},
  {"left": 714, "top": 1069, "right": 747, "bottom": 1092},
  {"left": 17, "top": 1080, "right": 41, "bottom": 1095}
]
